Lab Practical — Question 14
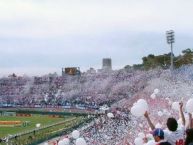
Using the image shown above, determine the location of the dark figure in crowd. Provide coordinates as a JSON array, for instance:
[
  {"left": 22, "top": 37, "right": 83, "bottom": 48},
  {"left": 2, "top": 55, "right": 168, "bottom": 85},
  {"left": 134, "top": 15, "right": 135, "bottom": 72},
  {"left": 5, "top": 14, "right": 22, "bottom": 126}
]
[{"left": 185, "top": 128, "right": 193, "bottom": 145}]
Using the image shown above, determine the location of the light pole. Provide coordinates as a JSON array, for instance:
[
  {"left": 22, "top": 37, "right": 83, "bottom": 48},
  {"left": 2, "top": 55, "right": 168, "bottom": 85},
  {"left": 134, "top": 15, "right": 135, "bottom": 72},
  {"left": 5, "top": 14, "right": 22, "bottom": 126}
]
[{"left": 166, "top": 30, "right": 175, "bottom": 71}]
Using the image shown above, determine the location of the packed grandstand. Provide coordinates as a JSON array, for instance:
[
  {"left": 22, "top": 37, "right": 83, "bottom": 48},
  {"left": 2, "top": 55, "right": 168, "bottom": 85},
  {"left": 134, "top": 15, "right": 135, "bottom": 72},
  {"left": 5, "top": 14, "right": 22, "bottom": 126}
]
[{"left": 1, "top": 65, "right": 193, "bottom": 145}]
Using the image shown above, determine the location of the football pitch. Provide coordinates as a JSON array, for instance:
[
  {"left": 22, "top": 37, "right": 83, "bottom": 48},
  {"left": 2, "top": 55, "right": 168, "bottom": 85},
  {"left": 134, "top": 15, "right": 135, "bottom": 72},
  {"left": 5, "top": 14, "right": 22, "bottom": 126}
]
[
  {"left": 0, "top": 115, "right": 69, "bottom": 138},
  {"left": 0, "top": 112, "right": 89, "bottom": 145}
]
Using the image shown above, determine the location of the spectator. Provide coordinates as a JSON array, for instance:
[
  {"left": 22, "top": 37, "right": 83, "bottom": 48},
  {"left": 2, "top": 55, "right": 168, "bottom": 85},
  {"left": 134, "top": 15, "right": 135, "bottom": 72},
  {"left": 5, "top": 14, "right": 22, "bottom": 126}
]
[
  {"left": 152, "top": 128, "right": 171, "bottom": 145},
  {"left": 164, "top": 103, "right": 185, "bottom": 145},
  {"left": 185, "top": 129, "right": 193, "bottom": 145}
]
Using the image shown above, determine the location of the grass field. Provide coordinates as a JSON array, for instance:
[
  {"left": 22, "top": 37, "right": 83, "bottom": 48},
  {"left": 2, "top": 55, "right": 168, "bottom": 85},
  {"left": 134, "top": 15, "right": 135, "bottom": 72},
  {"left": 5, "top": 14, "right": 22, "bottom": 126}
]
[
  {"left": 0, "top": 111, "right": 90, "bottom": 145},
  {"left": 0, "top": 115, "right": 71, "bottom": 138}
]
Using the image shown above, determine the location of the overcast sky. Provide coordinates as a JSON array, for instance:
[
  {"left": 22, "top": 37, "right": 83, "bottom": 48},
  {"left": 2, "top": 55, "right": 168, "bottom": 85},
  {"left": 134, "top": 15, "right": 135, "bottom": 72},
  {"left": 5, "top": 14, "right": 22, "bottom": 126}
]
[{"left": 0, "top": 0, "right": 193, "bottom": 76}]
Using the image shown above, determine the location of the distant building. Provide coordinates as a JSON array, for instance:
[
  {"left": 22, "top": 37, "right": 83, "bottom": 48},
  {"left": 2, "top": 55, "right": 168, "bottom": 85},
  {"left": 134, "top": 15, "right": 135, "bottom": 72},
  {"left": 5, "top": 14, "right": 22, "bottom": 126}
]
[
  {"left": 102, "top": 58, "right": 112, "bottom": 70},
  {"left": 86, "top": 68, "right": 96, "bottom": 74},
  {"left": 62, "top": 67, "right": 81, "bottom": 76}
]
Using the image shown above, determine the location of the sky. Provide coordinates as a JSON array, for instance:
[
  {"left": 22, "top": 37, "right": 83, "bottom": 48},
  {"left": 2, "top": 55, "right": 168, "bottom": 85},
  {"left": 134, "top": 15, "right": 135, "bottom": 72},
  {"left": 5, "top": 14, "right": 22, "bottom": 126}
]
[{"left": 0, "top": 0, "right": 193, "bottom": 76}]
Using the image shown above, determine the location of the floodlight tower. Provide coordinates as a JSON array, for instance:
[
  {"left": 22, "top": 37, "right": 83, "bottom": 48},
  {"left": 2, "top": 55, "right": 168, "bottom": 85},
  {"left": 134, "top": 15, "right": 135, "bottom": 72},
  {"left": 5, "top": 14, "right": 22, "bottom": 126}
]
[{"left": 166, "top": 30, "right": 175, "bottom": 71}]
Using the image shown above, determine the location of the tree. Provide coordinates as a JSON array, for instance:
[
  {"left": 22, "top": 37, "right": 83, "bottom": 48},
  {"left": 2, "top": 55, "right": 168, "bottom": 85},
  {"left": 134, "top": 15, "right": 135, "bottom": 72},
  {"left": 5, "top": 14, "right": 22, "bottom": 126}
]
[{"left": 174, "top": 48, "right": 193, "bottom": 68}]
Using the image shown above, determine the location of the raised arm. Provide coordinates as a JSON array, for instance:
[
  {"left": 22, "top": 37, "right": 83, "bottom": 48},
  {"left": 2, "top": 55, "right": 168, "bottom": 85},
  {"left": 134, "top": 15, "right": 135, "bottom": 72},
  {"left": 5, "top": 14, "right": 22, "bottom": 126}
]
[
  {"left": 188, "top": 113, "right": 192, "bottom": 128},
  {"left": 144, "top": 111, "right": 155, "bottom": 130},
  {"left": 179, "top": 102, "right": 185, "bottom": 126}
]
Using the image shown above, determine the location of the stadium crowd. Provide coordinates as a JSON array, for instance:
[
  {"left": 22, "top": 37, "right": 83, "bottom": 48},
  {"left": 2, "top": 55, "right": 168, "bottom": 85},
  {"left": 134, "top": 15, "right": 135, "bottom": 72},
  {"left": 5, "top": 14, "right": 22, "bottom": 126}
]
[
  {"left": 1, "top": 65, "right": 193, "bottom": 144},
  {"left": 0, "top": 68, "right": 146, "bottom": 108}
]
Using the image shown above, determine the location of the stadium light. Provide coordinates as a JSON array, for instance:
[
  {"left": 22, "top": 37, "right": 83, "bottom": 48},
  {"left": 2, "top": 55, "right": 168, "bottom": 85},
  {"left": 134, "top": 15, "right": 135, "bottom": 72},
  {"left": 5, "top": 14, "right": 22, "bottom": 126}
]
[{"left": 166, "top": 30, "right": 175, "bottom": 71}]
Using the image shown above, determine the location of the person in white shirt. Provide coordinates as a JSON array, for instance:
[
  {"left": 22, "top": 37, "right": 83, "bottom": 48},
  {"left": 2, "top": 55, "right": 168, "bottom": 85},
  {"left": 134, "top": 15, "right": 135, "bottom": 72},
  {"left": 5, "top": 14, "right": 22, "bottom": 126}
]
[{"left": 164, "top": 117, "right": 185, "bottom": 145}]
